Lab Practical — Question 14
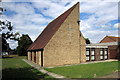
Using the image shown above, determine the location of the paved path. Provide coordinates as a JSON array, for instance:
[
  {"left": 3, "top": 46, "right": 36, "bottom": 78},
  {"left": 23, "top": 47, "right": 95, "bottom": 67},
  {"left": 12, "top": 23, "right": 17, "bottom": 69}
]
[
  {"left": 22, "top": 59, "right": 66, "bottom": 79},
  {"left": 99, "top": 72, "right": 120, "bottom": 78}
]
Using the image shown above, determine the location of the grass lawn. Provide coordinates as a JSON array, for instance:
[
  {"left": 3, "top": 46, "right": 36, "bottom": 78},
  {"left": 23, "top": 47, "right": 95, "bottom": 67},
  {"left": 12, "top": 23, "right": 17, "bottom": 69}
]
[
  {"left": 2, "top": 55, "right": 52, "bottom": 80},
  {"left": 45, "top": 61, "right": 120, "bottom": 78}
]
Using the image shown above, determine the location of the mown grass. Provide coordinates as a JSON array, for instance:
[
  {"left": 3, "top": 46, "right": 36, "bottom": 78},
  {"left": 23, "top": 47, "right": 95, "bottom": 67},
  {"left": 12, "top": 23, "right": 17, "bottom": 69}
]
[
  {"left": 45, "top": 61, "right": 120, "bottom": 78},
  {"left": 2, "top": 55, "right": 52, "bottom": 80}
]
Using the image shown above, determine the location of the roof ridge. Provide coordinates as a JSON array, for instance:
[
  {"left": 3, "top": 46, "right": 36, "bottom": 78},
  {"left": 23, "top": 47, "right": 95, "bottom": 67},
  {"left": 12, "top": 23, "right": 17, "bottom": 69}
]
[{"left": 107, "top": 36, "right": 120, "bottom": 38}]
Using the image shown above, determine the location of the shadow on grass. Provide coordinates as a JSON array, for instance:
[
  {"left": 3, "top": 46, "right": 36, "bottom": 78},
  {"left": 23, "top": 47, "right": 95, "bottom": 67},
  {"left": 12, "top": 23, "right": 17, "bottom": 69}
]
[
  {"left": 2, "top": 55, "right": 18, "bottom": 59},
  {"left": 2, "top": 67, "right": 51, "bottom": 80},
  {"left": 2, "top": 56, "right": 14, "bottom": 59}
]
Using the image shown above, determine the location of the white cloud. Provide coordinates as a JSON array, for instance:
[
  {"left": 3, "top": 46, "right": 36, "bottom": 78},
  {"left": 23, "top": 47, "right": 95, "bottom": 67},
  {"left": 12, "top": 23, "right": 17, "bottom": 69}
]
[
  {"left": 79, "top": 2, "right": 118, "bottom": 43},
  {"left": 2, "top": 0, "right": 119, "bottom": 2},
  {"left": 80, "top": 2, "right": 118, "bottom": 24},
  {"left": 114, "top": 23, "right": 120, "bottom": 28},
  {"left": 3, "top": 2, "right": 35, "bottom": 15},
  {"left": 82, "top": 30, "right": 118, "bottom": 43},
  {"left": 1, "top": 1, "right": 119, "bottom": 49},
  {"left": 80, "top": 20, "right": 91, "bottom": 31},
  {"left": 7, "top": 39, "right": 18, "bottom": 49},
  {"left": 32, "top": 1, "right": 71, "bottom": 18}
]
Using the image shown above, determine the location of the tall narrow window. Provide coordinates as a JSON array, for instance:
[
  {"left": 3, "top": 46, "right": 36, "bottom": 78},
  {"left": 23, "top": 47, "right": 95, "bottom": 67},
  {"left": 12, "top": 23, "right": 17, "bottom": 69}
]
[
  {"left": 100, "top": 48, "right": 104, "bottom": 60},
  {"left": 86, "top": 48, "right": 90, "bottom": 61},
  {"left": 91, "top": 48, "right": 95, "bottom": 61},
  {"left": 105, "top": 48, "right": 108, "bottom": 60}
]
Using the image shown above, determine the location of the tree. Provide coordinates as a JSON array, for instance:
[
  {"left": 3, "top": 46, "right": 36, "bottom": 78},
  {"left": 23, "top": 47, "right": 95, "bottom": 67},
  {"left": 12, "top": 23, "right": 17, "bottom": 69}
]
[
  {"left": 16, "top": 34, "right": 33, "bottom": 56},
  {"left": 0, "top": 7, "right": 20, "bottom": 55},
  {"left": 85, "top": 38, "right": 91, "bottom": 44},
  {"left": 1, "top": 20, "right": 20, "bottom": 55},
  {"left": 2, "top": 37, "right": 10, "bottom": 52}
]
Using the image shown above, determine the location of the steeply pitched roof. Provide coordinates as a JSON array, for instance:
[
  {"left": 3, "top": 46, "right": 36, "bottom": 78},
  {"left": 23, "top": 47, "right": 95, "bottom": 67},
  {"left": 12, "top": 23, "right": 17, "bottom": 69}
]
[
  {"left": 28, "top": 2, "right": 79, "bottom": 51},
  {"left": 100, "top": 36, "right": 120, "bottom": 43}
]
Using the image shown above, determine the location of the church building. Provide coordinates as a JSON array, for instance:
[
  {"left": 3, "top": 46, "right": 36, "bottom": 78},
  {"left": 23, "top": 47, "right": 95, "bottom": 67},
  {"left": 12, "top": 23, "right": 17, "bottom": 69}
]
[{"left": 27, "top": 2, "right": 86, "bottom": 67}]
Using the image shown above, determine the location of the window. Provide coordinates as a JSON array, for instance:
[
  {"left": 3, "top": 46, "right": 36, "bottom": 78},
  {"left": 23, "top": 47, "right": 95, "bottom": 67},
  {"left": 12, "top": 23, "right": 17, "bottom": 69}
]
[
  {"left": 86, "top": 48, "right": 90, "bottom": 51},
  {"left": 86, "top": 51, "right": 89, "bottom": 55},
  {"left": 104, "top": 48, "right": 108, "bottom": 60},
  {"left": 105, "top": 50, "right": 107, "bottom": 55},
  {"left": 86, "top": 56, "right": 89, "bottom": 60},
  {"left": 91, "top": 56, "right": 95, "bottom": 60},
  {"left": 86, "top": 48, "right": 90, "bottom": 61},
  {"left": 91, "top": 50, "right": 95, "bottom": 55},
  {"left": 100, "top": 49, "right": 104, "bottom": 55},
  {"left": 91, "top": 48, "right": 95, "bottom": 61},
  {"left": 100, "top": 48, "right": 104, "bottom": 60},
  {"left": 105, "top": 56, "right": 107, "bottom": 59},
  {"left": 100, "top": 56, "right": 103, "bottom": 59}
]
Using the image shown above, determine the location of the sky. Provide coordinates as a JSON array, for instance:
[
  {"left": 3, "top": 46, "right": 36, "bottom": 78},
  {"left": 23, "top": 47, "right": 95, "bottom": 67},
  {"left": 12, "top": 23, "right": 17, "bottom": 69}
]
[{"left": 1, "top": 0, "right": 120, "bottom": 49}]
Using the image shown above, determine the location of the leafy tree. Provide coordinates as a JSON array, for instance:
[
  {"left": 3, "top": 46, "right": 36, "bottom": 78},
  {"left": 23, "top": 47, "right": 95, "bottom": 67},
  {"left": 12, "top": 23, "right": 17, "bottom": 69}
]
[
  {"left": 1, "top": 20, "right": 20, "bottom": 55},
  {"left": 1, "top": 20, "right": 20, "bottom": 40},
  {"left": 16, "top": 34, "right": 33, "bottom": 56},
  {"left": 2, "top": 37, "right": 10, "bottom": 52},
  {"left": 0, "top": 7, "right": 20, "bottom": 55},
  {"left": 1, "top": 21, "right": 13, "bottom": 54},
  {"left": 85, "top": 38, "right": 91, "bottom": 44}
]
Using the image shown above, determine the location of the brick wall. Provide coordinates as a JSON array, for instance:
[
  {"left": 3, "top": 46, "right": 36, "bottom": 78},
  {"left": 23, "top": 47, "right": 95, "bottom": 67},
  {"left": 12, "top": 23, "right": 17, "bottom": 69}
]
[
  {"left": 43, "top": 4, "right": 84, "bottom": 67},
  {"left": 108, "top": 45, "right": 118, "bottom": 59},
  {"left": 80, "top": 33, "right": 86, "bottom": 63}
]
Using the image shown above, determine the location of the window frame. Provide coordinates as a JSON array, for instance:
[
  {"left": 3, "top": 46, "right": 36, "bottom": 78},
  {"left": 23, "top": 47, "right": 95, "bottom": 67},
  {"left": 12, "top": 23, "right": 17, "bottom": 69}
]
[
  {"left": 100, "top": 48, "right": 104, "bottom": 60},
  {"left": 86, "top": 48, "right": 90, "bottom": 61},
  {"left": 104, "top": 48, "right": 108, "bottom": 60},
  {"left": 91, "top": 48, "right": 95, "bottom": 61}
]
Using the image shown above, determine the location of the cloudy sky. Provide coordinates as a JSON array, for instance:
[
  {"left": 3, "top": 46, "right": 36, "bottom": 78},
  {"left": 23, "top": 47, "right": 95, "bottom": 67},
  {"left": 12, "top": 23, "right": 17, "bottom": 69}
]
[{"left": 1, "top": 0, "right": 120, "bottom": 49}]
